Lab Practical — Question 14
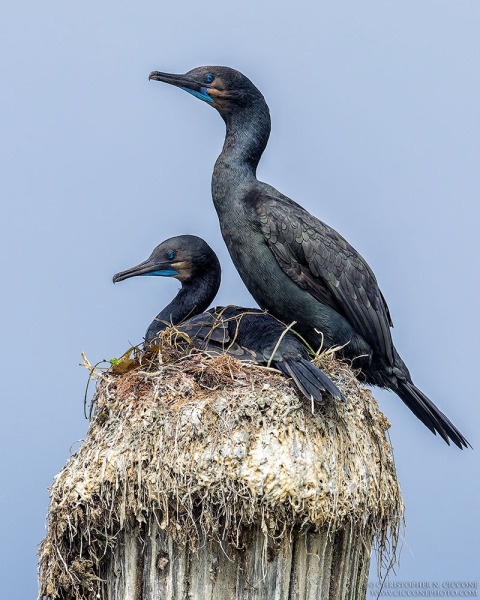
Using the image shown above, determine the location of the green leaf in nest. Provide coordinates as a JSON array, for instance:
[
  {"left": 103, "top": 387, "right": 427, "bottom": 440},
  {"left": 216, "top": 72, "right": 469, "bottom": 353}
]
[{"left": 109, "top": 347, "right": 140, "bottom": 374}]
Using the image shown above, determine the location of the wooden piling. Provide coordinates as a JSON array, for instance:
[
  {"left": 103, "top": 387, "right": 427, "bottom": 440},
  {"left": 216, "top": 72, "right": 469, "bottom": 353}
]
[{"left": 38, "top": 348, "right": 403, "bottom": 599}]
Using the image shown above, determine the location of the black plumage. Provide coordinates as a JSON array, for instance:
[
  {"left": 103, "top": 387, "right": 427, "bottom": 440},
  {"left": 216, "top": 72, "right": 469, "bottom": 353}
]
[
  {"left": 149, "top": 66, "right": 469, "bottom": 448},
  {"left": 113, "top": 235, "right": 343, "bottom": 404}
]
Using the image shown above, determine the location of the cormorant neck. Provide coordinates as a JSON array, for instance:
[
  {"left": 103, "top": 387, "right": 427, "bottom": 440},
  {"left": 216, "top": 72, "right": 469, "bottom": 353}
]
[
  {"left": 212, "top": 98, "right": 271, "bottom": 202},
  {"left": 145, "top": 267, "right": 220, "bottom": 342}
]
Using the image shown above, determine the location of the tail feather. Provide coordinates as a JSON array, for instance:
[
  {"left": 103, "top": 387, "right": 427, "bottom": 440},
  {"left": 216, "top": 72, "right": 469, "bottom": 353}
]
[
  {"left": 397, "top": 381, "right": 470, "bottom": 449},
  {"left": 276, "top": 358, "right": 344, "bottom": 403}
]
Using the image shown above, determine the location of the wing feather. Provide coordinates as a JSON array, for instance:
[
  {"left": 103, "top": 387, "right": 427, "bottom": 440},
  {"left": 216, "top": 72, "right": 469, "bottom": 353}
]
[
  {"left": 252, "top": 194, "right": 395, "bottom": 364},
  {"left": 178, "top": 310, "right": 262, "bottom": 361}
]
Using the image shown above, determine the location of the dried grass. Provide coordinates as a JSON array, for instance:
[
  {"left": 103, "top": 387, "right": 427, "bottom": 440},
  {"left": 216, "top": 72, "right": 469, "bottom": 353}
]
[{"left": 38, "top": 334, "right": 403, "bottom": 600}]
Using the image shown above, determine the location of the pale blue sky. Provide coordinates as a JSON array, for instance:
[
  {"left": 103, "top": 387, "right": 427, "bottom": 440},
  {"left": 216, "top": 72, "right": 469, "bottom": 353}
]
[{"left": 1, "top": 1, "right": 479, "bottom": 596}]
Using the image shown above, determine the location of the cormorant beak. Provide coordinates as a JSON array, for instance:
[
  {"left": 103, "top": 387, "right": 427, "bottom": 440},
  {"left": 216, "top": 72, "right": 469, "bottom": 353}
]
[
  {"left": 149, "top": 71, "right": 214, "bottom": 104},
  {"left": 113, "top": 259, "right": 178, "bottom": 283}
]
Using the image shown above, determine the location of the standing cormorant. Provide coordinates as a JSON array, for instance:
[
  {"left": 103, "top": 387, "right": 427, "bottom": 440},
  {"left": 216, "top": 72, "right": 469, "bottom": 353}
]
[
  {"left": 148, "top": 67, "right": 469, "bottom": 448},
  {"left": 113, "top": 234, "right": 343, "bottom": 404}
]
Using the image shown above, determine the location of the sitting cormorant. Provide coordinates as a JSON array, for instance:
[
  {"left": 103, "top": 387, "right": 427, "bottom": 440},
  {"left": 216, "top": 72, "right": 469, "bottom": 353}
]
[
  {"left": 113, "top": 234, "right": 343, "bottom": 404},
  {"left": 149, "top": 67, "right": 469, "bottom": 448}
]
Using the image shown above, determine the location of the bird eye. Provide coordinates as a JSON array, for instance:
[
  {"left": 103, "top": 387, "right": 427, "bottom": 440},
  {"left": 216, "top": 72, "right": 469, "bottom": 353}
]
[
  {"left": 204, "top": 73, "right": 215, "bottom": 84},
  {"left": 166, "top": 251, "right": 175, "bottom": 260}
]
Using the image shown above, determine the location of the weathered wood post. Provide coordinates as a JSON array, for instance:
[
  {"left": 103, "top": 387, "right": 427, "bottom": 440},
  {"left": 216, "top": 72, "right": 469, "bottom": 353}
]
[{"left": 38, "top": 348, "right": 403, "bottom": 600}]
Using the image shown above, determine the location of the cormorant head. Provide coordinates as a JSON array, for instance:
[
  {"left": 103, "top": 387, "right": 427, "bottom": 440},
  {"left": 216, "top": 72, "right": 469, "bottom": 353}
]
[
  {"left": 149, "top": 66, "right": 266, "bottom": 120},
  {"left": 112, "top": 235, "right": 220, "bottom": 285}
]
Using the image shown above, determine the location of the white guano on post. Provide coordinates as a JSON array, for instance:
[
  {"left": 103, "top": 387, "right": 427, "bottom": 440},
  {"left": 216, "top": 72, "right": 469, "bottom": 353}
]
[{"left": 38, "top": 349, "right": 403, "bottom": 600}]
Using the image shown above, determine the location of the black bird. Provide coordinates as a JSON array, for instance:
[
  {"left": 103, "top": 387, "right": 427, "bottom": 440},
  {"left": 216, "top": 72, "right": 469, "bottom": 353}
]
[
  {"left": 113, "top": 235, "right": 343, "bottom": 404},
  {"left": 148, "top": 67, "right": 469, "bottom": 448}
]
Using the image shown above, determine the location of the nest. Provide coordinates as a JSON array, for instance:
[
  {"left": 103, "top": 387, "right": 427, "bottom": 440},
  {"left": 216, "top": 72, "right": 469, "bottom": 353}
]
[{"left": 38, "top": 333, "right": 403, "bottom": 600}]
